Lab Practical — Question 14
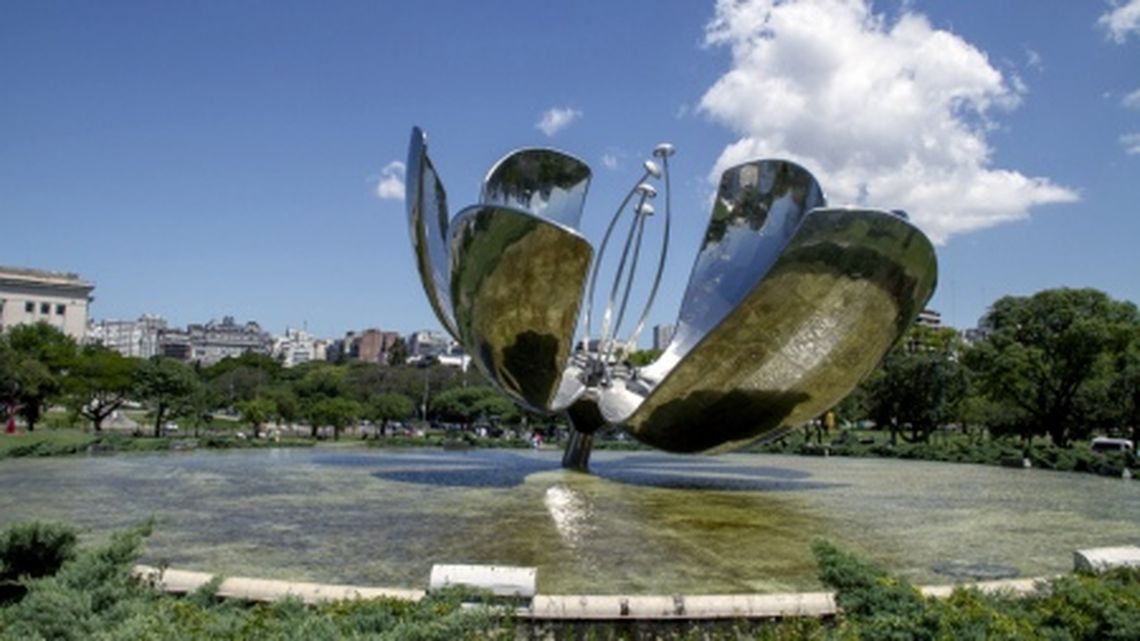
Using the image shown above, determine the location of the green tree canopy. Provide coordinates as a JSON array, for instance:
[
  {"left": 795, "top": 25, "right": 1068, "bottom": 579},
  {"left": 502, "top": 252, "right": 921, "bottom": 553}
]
[
  {"left": 202, "top": 352, "right": 282, "bottom": 382},
  {"left": 367, "top": 393, "right": 416, "bottom": 435},
  {"left": 965, "top": 288, "right": 1139, "bottom": 447},
  {"left": 627, "top": 349, "right": 662, "bottom": 367},
  {"left": 867, "top": 350, "right": 967, "bottom": 444},
  {"left": 6, "top": 322, "right": 78, "bottom": 370},
  {"left": 210, "top": 366, "right": 273, "bottom": 409},
  {"left": 386, "top": 337, "right": 409, "bottom": 366},
  {"left": 236, "top": 397, "right": 276, "bottom": 432},
  {"left": 134, "top": 357, "right": 200, "bottom": 437},
  {"left": 263, "top": 384, "right": 300, "bottom": 426},
  {"left": 64, "top": 345, "right": 138, "bottom": 432},
  {"left": 3, "top": 323, "right": 77, "bottom": 431},
  {"left": 307, "top": 397, "right": 361, "bottom": 440},
  {"left": 430, "top": 386, "right": 509, "bottom": 425}
]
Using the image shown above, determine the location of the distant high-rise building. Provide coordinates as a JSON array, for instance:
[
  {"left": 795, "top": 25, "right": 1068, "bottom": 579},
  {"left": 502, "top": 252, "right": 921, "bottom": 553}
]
[
  {"left": 88, "top": 314, "right": 167, "bottom": 358},
  {"left": 159, "top": 328, "right": 192, "bottom": 361},
  {"left": 354, "top": 329, "right": 401, "bottom": 364},
  {"left": 915, "top": 309, "right": 942, "bottom": 328},
  {"left": 905, "top": 308, "right": 947, "bottom": 353},
  {"left": 652, "top": 324, "right": 675, "bottom": 351},
  {"left": 272, "top": 328, "right": 327, "bottom": 368},
  {"left": 336, "top": 328, "right": 401, "bottom": 364},
  {"left": 961, "top": 310, "right": 994, "bottom": 346},
  {"left": 409, "top": 330, "right": 451, "bottom": 359},
  {"left": 159, "top": 316, "right": 270, "bottom": 365},
  {"left": 0, "top": 265, "right": 94, "bottom": 340}
]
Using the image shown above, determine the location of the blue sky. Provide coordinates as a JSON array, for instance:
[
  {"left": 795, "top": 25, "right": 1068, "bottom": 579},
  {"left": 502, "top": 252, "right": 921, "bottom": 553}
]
[{"left": 3, "top": 0, "right": 1138, "bottom": 341}]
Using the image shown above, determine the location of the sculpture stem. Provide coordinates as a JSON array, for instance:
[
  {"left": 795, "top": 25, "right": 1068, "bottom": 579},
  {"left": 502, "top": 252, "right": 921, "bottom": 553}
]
[
  {"left": 561, "top": 399, "right": 606, "bottom": 472},
  {"left": 561, "top": 429, "right": 595, "bottom": 472}
]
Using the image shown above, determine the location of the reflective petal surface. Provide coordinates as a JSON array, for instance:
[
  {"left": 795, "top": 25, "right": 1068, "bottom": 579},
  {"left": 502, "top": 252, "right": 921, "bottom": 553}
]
[
  {"left": 614, "top": 207, "right": 937, "bottom": 453},
  {"left": 481, "top": 149, "right": 592, "bottom": 230},
  {"left": 647, "top": 160, "right": 826, "bottom": 379},
  {"left": 449, "top": 205, "right": 593, "bottom": 411},
  {"left": 406, "top": 127, "right": 460, "bottom": 339}
]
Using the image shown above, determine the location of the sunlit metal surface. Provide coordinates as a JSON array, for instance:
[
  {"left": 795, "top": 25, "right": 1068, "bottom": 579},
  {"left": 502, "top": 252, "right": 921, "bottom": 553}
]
[
  {"left": 449, "top": 205, "right": 592, "bottom": 411},
  {"left": 401, "top": 127, "right": 938, "bottom": 460},
  {"left": 615, "top": 207, "right": 937, "bottom": 452},
  {"left": 648, "top": 159, "right": 826, "bottom": 380},
  {"left": 481, "top": 149, "right": 592, "bottom": 230},
  {"left": 405, "top": 127, "right": 459, "bottom": 340}
]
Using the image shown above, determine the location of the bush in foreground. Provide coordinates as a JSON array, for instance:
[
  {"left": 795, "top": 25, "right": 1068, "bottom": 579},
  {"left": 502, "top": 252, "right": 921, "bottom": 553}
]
[{"left": 2, "top": 520, "right": 1138, "bottom": 639}]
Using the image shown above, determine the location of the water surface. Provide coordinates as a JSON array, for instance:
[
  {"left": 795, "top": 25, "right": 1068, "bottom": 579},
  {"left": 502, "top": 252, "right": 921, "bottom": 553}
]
[{"left": 0, "top": 448, "right": 1135, "bottom": 594}]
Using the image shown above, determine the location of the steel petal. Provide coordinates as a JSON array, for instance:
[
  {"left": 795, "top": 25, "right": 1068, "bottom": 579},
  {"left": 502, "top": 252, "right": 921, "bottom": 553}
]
[
  {"left": 481, "top": 148, "right": 591, "bottom": 230},
  {"left": 406, "top": 127, "right": 460, "bottom": 340},
  {"left": 449, "top": 205, "right": 593, "bottom": 411},
  {"left": 611, "top": 207, "right": 937, "bottom": 453},
  {"left": 657, "top": 160, "right": 827, "bottom": 374}
]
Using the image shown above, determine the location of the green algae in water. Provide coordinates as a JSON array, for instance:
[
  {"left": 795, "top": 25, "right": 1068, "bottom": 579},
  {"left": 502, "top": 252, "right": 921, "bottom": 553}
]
[{"left": 0, "top": 448, "right": 1135, "bottom": 594}]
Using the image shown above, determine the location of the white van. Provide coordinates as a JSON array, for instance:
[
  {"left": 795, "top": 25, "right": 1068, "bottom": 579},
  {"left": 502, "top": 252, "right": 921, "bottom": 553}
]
[{"left": 1090, "top": 437, "right": 1134, "bottom": 454}]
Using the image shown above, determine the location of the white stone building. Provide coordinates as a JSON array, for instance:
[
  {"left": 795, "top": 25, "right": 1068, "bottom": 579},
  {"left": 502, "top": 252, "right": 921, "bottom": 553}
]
[
  {"left": 87, "top": 314, "right": 167, "bottom": 358},
  {"left": 0, "top": 265, "right": 94, "bottom": 341},
  {"left": 159, "top": 316, "right": 270, "bottom": 366},
  {"left": 272, "top": 328, "right": 324, "bottom": 368},
  {"left": 408, "top": 330, "right": 451, "bottom": 358}
]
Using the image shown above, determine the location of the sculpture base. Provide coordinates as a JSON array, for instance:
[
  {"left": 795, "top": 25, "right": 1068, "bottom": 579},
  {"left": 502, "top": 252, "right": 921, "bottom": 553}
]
[
  {"left": 561, "top": 430, "right": 595, "bottom": 472},
  {"left": 561, "top": 400, "right": 605, "bottom": 472}
]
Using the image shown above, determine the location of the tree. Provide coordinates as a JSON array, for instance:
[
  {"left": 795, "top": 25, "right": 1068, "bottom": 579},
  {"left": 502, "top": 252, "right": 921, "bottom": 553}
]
[
  {"left": 210, "top": 366, "right": 271, "bottom": 409},
  {"left": 307, "top": 397, "right": 361, "bottom": 441},
  {"left": 965, "top": 288, "right": 1139, "bottom": 447},
  {"left": 867, "top": 350, "right": 967, "bottom": 445},
  {"left": 295, "top": 365, "right": 348, "bottom": 438},
  {"left": 367, "top": 393, "right": 415, "bottom": 436},
  {"left": 1107, "top": 338, "right": 1140, "bottom": 445},
  {"left": 64, "top": 346, "right": 138, "bottom": 432},
  {"left": 386, "top": 337, "right": 409, "bottom": 366},
  {"left": 171, "top": 381, "right": 215, "bottom": 438},
  {"left": 0, "top": 341, "right": 20, "bottom": 427},
  {"left": 627, "top": 349, "right": 662, "bottom": 367},
  {"left": 134, "top": 357, "right": 200, "bottom": 437},
  {"left": 7, "top": 322, "right": 77, "bottom": 368},
  {"left": 429, "top": 386, "right": 507, "bottom": 427},
  {"left": 10, "top": 358, "right": 53, "bottom": 431},
  {"left": 4, "top": 323, "right": 77, "bottom": 431},
  {"left": 236, "top": 397, "right": 276, "bottom": 434},
  {"left": 263, "top": 384, "right": 300, "bottom": 429},
  {"left": 202, "top": 352, "right": 282, "bottom": 382}
]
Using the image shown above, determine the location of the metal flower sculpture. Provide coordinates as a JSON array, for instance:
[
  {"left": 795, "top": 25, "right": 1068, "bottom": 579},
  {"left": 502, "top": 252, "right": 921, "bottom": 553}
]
[{"left": 405, "top": 127, "right": 937, "bottom": 470}]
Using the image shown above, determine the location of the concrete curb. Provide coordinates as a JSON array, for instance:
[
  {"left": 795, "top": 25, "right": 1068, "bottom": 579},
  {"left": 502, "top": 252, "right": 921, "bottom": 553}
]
[
  {"left": 131, "top": 565, "right": 1055, "bottom": 620},
  {"left": 132, "top": 566, "right": 426, "bottom": 605}
]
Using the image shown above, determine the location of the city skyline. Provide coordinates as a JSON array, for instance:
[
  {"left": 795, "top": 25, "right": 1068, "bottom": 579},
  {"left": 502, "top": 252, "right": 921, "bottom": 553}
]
[{"left": 3, "top": 1, "right": 1139, "bottom": 338}]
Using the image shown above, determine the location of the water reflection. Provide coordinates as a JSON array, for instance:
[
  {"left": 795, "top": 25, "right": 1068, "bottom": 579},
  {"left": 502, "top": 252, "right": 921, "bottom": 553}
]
[
  {"left": 0, "top": 449, "right": 1135, "bottom": 594},
  {"left": 363, "top": 450, "right": 841, "bottom": 492},
  {"left": 544, "top": 484, "right": 595, "bottom": 549}
]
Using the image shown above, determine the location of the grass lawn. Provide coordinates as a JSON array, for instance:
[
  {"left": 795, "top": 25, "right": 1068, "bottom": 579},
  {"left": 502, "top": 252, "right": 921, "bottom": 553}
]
[{"left": 0, "top": 429, "right": 96, "bottom": 458}]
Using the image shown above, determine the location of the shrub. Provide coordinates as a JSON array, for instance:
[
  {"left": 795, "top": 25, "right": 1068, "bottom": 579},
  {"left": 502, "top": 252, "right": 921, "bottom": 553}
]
[
  {"left": 812, "top": 540, "right": 941, "bottom": 639},
  {"left": 0, "top": 522, "right": 78, "bottom": 583}
]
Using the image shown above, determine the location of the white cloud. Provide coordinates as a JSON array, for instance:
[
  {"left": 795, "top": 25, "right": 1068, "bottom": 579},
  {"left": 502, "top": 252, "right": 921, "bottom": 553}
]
[
  {"left": 1025, "top": 48, "right": 1042, "bottom": 71},
  {"left": 375, "top": 161, "right": 405, "bottom": 200},
  {"left": 1099, "top": 0, "right": 1140, "bottom": 43},
  {"left": 601, "top": 153, "right": 620, "bottom": 170},
  {"left": 536, "top": 107, "right": 582, "bottom": 137},
  {"left": 699, "top": 0, "right": 1077, "bottom": 243},
  {"left": 1123, "top": 87, "right": 1140, "bottom": 110},
  {"left": 1122, "top": 133, "right": 1140, "bottom": 155}
]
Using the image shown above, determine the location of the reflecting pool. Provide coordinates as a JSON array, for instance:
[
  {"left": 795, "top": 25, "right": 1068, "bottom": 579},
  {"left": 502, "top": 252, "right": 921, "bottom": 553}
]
[{"left": 0, "top": 448, "right": 1135, "bottom": 594}]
